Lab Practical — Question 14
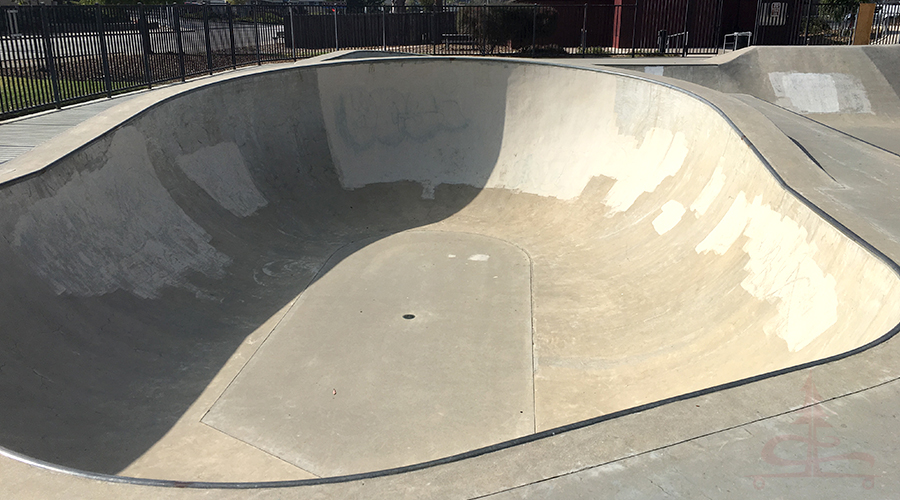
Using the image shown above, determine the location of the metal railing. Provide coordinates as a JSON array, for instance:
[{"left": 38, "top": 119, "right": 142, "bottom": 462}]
[
  {"left": 722, "top": 31, "right": 751, "bottom": 51},
  {"left": 2, "top": 2, "right": 725, "bottom": 120}
]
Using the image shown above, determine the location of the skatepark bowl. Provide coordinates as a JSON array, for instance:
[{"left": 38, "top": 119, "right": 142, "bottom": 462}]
[{"left": 1, "top": 55, "right": 899, "bottom": 487}]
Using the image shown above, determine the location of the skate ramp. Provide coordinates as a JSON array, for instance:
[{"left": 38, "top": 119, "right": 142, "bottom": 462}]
[
  {"left": 618, "top": 46, "right": 900, "bottom": 154},
  {"left": 0, "top": 58, "right": 899, "bottom": 480}
]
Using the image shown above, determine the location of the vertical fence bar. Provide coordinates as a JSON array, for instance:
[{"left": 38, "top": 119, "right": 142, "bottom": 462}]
[
  {"left": 174, "top": 5, "right": 185, "bottom": 82},
  {"left": 254, "top": 3, "right": 261, "bottom": 65},
  {"left": 71, "top": 7, "right": 81, "bottom": 95},
  {"left": 27, "top": 9, "right": 42, "bottom": 109},
  {"left": 581, "top": 3, "right": 587, "bottom": 56},
  {"left": 804, "top": 0, "right": 812, "bottom": 45},
  {"left": 714, "top": 0, "right": 725, "bottom": 54},
  {"left": 631, "top": 1, "right": 638, "bottom": 57},
  {"left": 227, "top": 4, "right": 236, "bottom": 69},
  {"left": 33, "top": 8, "right": 47, "bottom": 107},
  {"left": 39, "top": 6, "right": 61, "bottom": 108},
  {"left": 333, "top": 7, "right": 339, "bottom": 50},
  {"left": 55, "top": 6, "right": 67, "bottom": 98},
  {"left": 752, "top": 0, "right": 761, "bottom": 45},
  {"left": 289, "top": 6, "right": 296, "bottom": 60},
  {"left": 382, "top": 7, "right": 386, "bottom": 50},
  {"left": 531, "top": 4, "right": 537, "bottom": 57},
  {"left": 682, "top": 0, "right": 692, "bottom": 56},
  {"left": 7, "top": 14, "right": 25, "bottom": 111},
  {"left": 58, "top": 7, "right": 70, "bottom": 98},
  {"left": 849, "top": 3, "right": 858, "bottom": 45},
  {"left": 0, "top": 28, "right": 8, "bottom": 114},
  {"left": 203, "top": 4, "right": 213, "bottom": 75},
  {"left": 96, "top": 5, "right": 112, "bottom": 98},
  {"left": 0, "top": 12, "right": 9, "bottom": 113},
  {"left": 138, "top": 4, "right": 152, "bottom": 87}
]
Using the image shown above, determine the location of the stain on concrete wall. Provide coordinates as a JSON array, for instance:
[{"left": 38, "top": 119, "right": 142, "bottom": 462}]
[
  {"left": 12, "top": 127, "right": 230, "bottom": 299},
  {"left": 769, "top": 72, "right": 873, "bottom": 114},
  {"left": 177, "top": 142, "right": 268, "bottom": 218},
  {"left": 696, "top": 191, "right": 838, "bottom": 351}
]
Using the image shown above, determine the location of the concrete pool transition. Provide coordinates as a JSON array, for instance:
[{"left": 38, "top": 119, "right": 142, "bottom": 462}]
[{"left": 1, "top": 48, "right": 900, "bottom": 498}]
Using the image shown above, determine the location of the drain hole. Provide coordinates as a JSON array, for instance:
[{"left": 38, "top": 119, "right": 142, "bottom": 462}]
[{"left": 403, "top": 314, "right": 415, "bottom": 320}]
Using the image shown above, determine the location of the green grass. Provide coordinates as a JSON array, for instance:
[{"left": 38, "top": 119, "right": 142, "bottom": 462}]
[
  {"left": 3, "top": 51, "right": 336, "bottom": 119},
  {"left": 1, "top": 75, "right": 143, "bottom": 116}
]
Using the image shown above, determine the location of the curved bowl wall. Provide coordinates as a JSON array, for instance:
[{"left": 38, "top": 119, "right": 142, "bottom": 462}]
[{"left": 0, "top": 58, "right": 897, "bottom": 480}]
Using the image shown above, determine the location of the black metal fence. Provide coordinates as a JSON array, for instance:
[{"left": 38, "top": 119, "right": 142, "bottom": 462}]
[
  {"left": 1, "top": 4, "right": 294, "bottom": 118},
  {"left": 752, "top": 0, "right": 900, "bottom": 46},
  {"left": 796, "top": 0, "right": 860, "bottom": 45},
  {"left": 1, "top": 2, "right": 733, "bottom": 120},
  {"left": 872, "top": 2, "right": 900, "bottom": 45},
  {"left": 633, "top": 0, "right": 724, "bottom": 56}
]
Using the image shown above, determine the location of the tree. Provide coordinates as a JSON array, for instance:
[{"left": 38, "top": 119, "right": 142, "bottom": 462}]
[
  {"left": 457, "top": 5, "right": 558, "bottom": 53},
  {"left": 347, "top": 0, "right": 385, "bottom": 13},
  {"left": 819, "top": 0, "right": 861, "bottom": 21}
]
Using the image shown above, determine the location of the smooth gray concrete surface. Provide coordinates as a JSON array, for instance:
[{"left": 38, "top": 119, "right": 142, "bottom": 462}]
[
  {"left": 599, "top": 46, "right": 900, "bottom": 150},
  {"left": 203, "top": 230, "right": 534, "bottom": 477},
  {"left": 486, "top": 376, "right": 899, "bottom": 499},
  {"left": 729, "top": 94, "right": 900, "bottom": 253},
  {"left": 0, "top": 48, "right": 899, "bottom": 500}
]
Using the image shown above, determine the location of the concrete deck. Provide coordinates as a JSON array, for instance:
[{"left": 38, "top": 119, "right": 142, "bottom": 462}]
[{"left": 1, "top": 47, "right": 899, "bottom": 499}]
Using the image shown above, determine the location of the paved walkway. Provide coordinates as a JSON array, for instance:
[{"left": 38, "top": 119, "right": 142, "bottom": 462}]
[
  {"left": 0, "top": 97, "right": 138, "bottom": 165},
  {"left": 486, "top": 376, "right": 900, "bottom": 499}
]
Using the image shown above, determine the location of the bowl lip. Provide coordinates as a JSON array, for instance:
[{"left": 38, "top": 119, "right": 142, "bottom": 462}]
[{"left": 1, "top": 54, "right": 898, "bottom": 490}]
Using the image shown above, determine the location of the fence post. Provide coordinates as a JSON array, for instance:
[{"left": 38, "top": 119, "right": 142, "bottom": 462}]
[
  {"left": 752, "top": 1, "right": 760, "bottom": 45},
  {"left": 803, "top": 0, "right": 812, "bottom": 45},
  {"left": 227, "top": 4, "right": 236, "bottom": 69},
  {"left": 39, "top": 6, "right": 62, "bottom": 107},
  {"left": 631, "top": 0, "right": 638, "bottom": 57},
  {"left": 289, "top": 6, "right": 296, "bottom": 60},
  {"left": 333, "top": 7, "right": 339, "bottom": 50},
  {"left": 852, "top": 3, "right": 875, "bottom": 45},
  {"left": 382, "top": 7, "right": 386, "bottom": 50},
  {"left": 682, "top": 0, "right": 692, "bottom": 56},
  {"left": 298, "top": 7, "right": 305, "bottom": 58},
  {"left": 95, "top": 5, "right": 113, "bottom": 98},
  {"left": 173, "top": 5, "right": 186, "bottom": 81},
  {"left": 531, "top": 4, "right": 537, "bottom": 57},
  {"left": 581, "top": 3, "right": 587, "bottom": 56},
  {"left": 203, "top": 4, "right": 213, "bottom": 75},
  {"left": 712, "top": 0, "right": 724, "bottom": 52},
  {"left": 849, "top": 7, "right": 857, "bottom": 45},
  {"left": 138, "top": 4, "right": 153, "bottom": 87},
  {"left": 253, "top": 2, "right": 261, "bottom": 65}
]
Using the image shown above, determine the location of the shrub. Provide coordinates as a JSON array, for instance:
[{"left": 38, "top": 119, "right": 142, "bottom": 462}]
[{"left": 457, "top": 5, "right": 558, "bottom": 53}]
